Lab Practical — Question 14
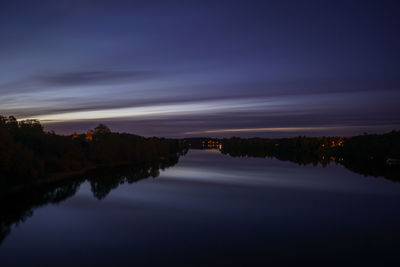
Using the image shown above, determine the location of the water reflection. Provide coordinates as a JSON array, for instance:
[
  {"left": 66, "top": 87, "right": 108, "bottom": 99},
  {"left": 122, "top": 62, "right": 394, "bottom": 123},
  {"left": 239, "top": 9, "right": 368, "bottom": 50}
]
[
  {"left": 0, "top": 157, "right": 179, "bottom": 245},
  {"left": 2, "top": 148, "right": 399, "bottom": 247},
  {"left": 1, "top": 149, "right": 400, "bottom": 266},
  {"left": 219, "top": 147, "right": 400, "bottom": 182},
  {"left": 87, "top": 159, "right": 178, "bottom": 200},
  {"left": 165, "top": 150, "right": 400, "bottom": 195}
]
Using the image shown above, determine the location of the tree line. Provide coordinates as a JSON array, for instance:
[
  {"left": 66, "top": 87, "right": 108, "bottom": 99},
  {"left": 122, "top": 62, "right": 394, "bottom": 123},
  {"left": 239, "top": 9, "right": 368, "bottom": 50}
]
[{"left": 0, "top": 115, "right": 186, "bottom": 185}]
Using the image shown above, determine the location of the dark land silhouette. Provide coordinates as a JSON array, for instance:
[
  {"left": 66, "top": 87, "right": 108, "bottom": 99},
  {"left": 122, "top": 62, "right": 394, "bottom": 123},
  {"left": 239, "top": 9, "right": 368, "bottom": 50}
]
[{"left": 0, "top": 115, "right": 186, "bottom": 186}]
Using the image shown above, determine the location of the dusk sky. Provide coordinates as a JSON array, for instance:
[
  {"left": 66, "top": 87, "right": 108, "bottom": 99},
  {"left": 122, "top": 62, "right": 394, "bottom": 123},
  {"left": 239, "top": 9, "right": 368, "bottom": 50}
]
[{"left": 1, "top": 0, "right": 399, "bottom": 137}]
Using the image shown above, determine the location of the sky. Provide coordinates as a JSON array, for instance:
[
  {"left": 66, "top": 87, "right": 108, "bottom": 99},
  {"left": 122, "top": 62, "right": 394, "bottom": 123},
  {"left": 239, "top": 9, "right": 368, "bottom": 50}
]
[{"left": 1, "top": 0, "right": 399, "bottom": 137}]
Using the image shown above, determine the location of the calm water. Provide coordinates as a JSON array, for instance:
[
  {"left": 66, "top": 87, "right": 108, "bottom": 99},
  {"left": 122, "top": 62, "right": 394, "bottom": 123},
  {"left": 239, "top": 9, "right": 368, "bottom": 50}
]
[{"left": 2, "top": 149, "right": 400, "bottom": 266}]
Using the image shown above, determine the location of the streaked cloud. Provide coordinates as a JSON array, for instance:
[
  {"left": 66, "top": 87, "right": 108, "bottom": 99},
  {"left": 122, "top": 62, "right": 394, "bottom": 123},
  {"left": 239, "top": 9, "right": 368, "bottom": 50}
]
[
  {"left": 37, "top": 70, "right": 159, "bottom": 86},
  {"left": 0, "top": 69, "right": 161, "bottom": 94},
  {"left": 183, "top": 125, "right": 391, "bottom": 135},
  {"left": 19, "top": 97, "right": 287, "bottom": 122}
]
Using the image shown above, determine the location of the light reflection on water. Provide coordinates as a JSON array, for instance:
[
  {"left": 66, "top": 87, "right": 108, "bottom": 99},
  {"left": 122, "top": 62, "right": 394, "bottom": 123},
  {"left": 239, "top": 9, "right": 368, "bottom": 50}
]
[
  {"left": 163, "top": 150, "right": 400, "bottom": 194},
  {"left": 1, "top": 149, "right": 400, "bottom": 266}
]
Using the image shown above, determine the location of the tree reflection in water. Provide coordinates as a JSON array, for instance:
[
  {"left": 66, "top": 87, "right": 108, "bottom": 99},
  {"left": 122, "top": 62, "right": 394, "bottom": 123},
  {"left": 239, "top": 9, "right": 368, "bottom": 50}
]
[
  {"left": 1, "top": 145, "right": 400, "bottom": 247},
  {"left": 220, "top": 149, "right": 400, "bottom": 182},
  {"left": 0, "top": 156, "right": 179, "bottom": 245}
]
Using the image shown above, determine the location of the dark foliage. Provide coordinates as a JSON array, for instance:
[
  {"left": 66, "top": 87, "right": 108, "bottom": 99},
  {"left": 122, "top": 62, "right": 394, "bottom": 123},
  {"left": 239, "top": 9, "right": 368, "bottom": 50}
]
[{"left": 0, "top": 115, "right": 186, "bottom": 185}]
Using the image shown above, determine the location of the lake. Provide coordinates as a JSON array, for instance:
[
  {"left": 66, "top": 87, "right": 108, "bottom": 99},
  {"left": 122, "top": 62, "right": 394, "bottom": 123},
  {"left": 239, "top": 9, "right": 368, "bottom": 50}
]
[{"left": 1, "top": 149, "right": 400, "bottom": 266}]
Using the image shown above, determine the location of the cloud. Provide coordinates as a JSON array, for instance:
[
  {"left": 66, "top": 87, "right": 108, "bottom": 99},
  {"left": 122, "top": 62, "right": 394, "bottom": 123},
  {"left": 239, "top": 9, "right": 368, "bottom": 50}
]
[
  {"left": 36, "top": 70, "right": 159, "bottom": 86},
  {"left": 0, "top": 69, "right": 161, "bottom": 95},
  {"left": 18, "top": 97, "right": 287, "bottom": 122},
  {"left": 183, "top": 126, "right": 379, "bottom": 135}
]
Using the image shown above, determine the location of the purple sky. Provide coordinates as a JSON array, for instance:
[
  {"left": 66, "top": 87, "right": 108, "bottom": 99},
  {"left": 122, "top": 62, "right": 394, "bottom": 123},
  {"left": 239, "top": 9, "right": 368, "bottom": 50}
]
[{"left": 1, "top": 0, "right": 399, "bottom": 137}]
